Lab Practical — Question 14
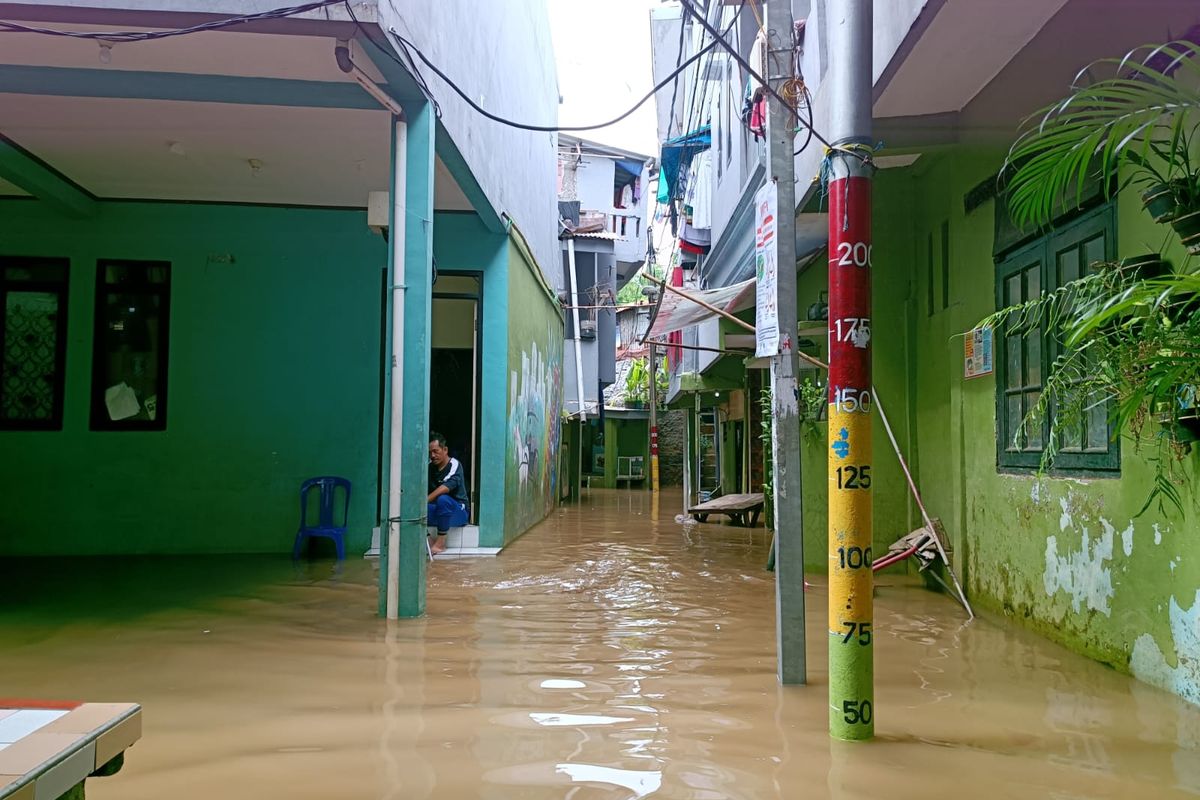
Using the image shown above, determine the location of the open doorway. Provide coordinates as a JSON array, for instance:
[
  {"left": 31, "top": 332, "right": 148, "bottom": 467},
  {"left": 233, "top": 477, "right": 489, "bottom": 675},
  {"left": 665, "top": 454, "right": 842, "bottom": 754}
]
[{"left": 430, "top": 274, "right": 482, "bottom": 522}]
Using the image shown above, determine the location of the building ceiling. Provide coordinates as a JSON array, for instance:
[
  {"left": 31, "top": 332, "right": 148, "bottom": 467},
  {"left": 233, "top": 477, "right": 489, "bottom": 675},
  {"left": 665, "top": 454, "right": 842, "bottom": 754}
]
[
  {"left": 873, "top": 0, "right": 1071, "bottom": 119},
  {"left": 874, "top": 0, "right": 1200, "bottom": 147},
  {"left": 0, "top": 21, "right": 472, "bottom": 210}
]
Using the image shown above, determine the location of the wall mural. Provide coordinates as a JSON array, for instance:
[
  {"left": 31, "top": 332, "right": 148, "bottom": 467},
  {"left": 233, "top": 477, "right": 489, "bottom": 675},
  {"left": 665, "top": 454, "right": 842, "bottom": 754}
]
[{"left": 506, "top": 330, "right": 562, "bottom": 537}]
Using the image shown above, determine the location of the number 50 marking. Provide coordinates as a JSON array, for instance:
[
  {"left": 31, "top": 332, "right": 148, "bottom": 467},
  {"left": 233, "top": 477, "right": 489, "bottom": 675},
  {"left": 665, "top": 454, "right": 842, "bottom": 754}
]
[{"left": 836, "top": 242, "right": 872, "bottom": 268}]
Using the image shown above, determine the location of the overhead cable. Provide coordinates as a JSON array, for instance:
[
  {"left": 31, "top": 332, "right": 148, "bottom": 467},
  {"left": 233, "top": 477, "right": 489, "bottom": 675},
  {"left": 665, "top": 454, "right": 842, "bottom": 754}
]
[
  {"left": 676, "top": 0, "right": 865, "bottom": 162},
  {"left": 386, "top": 27, "right": 723, "bottom": 133}
]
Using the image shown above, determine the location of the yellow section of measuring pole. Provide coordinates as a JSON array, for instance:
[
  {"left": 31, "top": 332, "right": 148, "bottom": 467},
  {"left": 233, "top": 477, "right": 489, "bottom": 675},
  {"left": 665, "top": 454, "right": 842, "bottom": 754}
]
[{"left": 827, "top": 406, "right": 874, "bottom": 738}]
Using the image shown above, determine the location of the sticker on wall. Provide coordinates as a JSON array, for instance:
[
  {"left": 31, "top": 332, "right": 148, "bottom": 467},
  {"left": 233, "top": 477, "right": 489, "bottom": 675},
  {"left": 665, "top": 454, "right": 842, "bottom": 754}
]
[{"left": 964, "top": 326, "right": 993, "bottom": 379}]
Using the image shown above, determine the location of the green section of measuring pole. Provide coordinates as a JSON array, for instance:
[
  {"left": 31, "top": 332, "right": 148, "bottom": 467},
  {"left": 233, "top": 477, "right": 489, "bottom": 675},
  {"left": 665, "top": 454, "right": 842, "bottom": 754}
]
[{"left": 828, "top": 628, "right": 874, "bottom": 735}]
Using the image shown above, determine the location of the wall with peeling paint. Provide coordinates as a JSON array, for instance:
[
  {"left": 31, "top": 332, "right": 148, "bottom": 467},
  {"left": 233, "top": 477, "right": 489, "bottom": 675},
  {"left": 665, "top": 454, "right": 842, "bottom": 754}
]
[{"left": 867, "top": 148, "right": 1200, "bottom": 704}]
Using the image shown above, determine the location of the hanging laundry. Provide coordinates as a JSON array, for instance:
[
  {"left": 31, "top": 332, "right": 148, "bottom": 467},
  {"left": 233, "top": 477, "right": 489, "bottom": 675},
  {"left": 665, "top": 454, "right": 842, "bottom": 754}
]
[
  {"left": 748, "top": 89, "right": 767, "bottom": 141},
  {"left": 679, "top": 220, "right": 711, "bottom": 250},
  {"left": 686, "top": 150, "right": 714, "bottom": 230},
  {"left": 740, "top": 77, "right": 754, "bottom": 129},
  {"left": 631, "top": 177, "right": 641, "bottom": 205},
  {"left": 620, "top": 183, "right": 634, "bottom": 209}
]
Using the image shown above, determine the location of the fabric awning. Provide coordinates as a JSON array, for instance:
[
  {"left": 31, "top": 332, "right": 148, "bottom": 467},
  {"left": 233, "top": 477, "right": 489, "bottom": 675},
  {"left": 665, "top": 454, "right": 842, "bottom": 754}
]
[
  {"left": 646, "top": 278, "right": 756, "bottom": 340},
  {"left": 657, "top": 125, "right": 711, "bottom": 204}
]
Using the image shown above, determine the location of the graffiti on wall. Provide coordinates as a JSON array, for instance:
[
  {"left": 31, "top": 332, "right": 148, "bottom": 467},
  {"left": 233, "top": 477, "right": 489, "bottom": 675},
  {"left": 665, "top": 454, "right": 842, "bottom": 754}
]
[{"left": 506, "top": 331, "right": 562, "bottom": 535}]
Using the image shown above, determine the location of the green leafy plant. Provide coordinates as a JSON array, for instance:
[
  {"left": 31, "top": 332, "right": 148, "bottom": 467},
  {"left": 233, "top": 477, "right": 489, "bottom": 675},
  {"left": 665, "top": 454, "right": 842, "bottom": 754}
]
[
  {"left": 981, "top": 265, "right": 1200, "bottom": 515},
  {"left": 759, "top": 385, "right": 774, "bottom": 529},
  {"left": 625, "top": 358, "right": 649, "bottom": 406},
  {"left": 623, "top": 357, "right": 668, "bottom": 408},
  {"left": 798, "top": 376, "right": 826, "bottom": 443},
  {"left": 994, "top": 38, "right": 1200, "bottom": 515},
  {"left": 1004, "top": 40, "right": 1200, "bottom": 249}
]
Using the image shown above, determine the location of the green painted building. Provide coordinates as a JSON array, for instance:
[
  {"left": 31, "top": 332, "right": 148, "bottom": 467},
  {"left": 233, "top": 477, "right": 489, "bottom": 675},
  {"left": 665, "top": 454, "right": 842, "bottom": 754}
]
[
  {"left": 0, "top": 2, "right": 564, "bottom": 618},
  {"left": 652, "top": 1, "right": 1200, "bottom": 704}
]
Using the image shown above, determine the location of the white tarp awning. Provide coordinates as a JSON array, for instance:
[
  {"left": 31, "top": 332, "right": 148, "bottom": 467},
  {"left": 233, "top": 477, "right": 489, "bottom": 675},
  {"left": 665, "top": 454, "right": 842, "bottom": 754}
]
[{"left": 646, "top": 277, "right": 756, "bottom": 340}]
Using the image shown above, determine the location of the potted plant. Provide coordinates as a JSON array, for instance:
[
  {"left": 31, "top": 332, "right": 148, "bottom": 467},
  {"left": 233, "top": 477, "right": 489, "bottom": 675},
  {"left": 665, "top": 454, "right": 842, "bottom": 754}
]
[
  {"left": 624, "top": 358, "right": 648, "bottom": 409},
  {"left": 1004, "top": 41, "right": 1200, "bottom": 252}
]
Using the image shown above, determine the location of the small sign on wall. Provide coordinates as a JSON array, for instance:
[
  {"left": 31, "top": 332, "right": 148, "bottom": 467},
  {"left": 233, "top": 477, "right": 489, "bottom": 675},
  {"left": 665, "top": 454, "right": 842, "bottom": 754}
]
[{"left": 964, "top": 327, "right": 993, "bottom": 379}]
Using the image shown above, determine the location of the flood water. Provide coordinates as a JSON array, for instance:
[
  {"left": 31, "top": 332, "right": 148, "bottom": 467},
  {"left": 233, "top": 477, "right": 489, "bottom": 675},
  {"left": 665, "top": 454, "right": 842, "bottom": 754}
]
[{"left": 2, "top": 488, "right": 1198, "bottom": 799}]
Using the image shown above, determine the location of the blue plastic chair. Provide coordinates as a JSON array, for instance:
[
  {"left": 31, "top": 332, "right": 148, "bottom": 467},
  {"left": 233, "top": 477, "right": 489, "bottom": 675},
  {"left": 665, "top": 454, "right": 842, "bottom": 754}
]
[{"left": 292, "top": 476, "right": 351, "bottom": 560}]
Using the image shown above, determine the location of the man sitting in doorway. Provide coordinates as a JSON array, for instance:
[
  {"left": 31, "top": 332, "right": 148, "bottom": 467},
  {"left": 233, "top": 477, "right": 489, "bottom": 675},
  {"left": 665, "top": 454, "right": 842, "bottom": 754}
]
[{"left": 427, "top": 431, "right": 469, "bottom": 555}]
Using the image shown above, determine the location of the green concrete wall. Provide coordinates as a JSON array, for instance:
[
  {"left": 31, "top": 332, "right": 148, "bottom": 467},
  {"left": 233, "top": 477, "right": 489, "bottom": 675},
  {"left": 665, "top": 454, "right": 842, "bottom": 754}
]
[
  {"left": 502, "top": 238, "right": 563, "bottom": 543},
  {"left": 0, "top": 200, "right": 386, "bottom": 555},
  {"left": 874, "top": 148, "right": 1200, "bottom": 703},
  {"left": 431, "top": 212, "right": 509, "bottom": 547},
  {"left": 594, "top": 416, "right": 649, "bottom": 489}
]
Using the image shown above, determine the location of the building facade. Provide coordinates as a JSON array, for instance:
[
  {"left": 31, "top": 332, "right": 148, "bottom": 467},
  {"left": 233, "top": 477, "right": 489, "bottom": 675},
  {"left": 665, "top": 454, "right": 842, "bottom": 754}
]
[
  {"left": 651, "top": 0, "right": 1200, "bottom": 703},
  {"left": 0, "top": 0, "right": 563, "bottom": 616}
]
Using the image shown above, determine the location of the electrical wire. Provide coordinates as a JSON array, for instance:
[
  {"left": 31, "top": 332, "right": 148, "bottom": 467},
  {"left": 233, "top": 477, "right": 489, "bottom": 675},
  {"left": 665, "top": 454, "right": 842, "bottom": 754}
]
[
  {"left": 793, "top": 84, "right": 814, "bottom": 156},
  {"left": 342, "top": 0, "right": 441, "bottom": 117},
  {"left": 0, "top": 1, "right": 345, "bottom": 41},
  {"left": 664, "top": 2, "right": 690, "bottom": 141},
  {"left": 676, "top": 0, "right": 867, "bottom": 163},
  {"left": 387, "top": 26, "right": 722, "bottom": 133}
]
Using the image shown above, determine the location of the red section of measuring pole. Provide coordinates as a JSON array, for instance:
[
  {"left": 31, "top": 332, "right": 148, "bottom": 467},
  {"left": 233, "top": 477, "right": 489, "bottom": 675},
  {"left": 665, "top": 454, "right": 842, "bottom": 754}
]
[
  {"left": 826, "top": 176, "right": 872, "bottom": 394},
  {"left": 650, "top": 427, "right": 659, "bottom": 456}
]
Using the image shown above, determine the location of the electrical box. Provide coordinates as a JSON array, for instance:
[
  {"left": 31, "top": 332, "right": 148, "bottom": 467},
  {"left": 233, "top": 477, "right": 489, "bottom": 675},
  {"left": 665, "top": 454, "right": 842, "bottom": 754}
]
[{"left": 367, "top": 191, "right": 389, "bottom": 234}]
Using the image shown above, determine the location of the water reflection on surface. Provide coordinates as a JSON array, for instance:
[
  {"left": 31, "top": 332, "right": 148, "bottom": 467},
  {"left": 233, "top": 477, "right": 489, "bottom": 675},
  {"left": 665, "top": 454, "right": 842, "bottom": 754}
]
[{"left": 1, "top": 489, "right": 1197, "bottom": 798}]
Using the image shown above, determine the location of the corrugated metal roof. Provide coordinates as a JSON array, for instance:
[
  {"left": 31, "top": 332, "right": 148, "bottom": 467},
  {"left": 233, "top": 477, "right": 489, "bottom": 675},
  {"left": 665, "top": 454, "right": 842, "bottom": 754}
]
[{"left": 570, "top": 231, "right": 624, "bottom": 240}]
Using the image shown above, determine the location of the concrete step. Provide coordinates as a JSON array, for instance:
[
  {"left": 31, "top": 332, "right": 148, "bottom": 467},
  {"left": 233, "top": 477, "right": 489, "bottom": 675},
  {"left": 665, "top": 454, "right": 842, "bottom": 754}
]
[{"left": 364, "top": 525, "right": 498, "bottom": 558}]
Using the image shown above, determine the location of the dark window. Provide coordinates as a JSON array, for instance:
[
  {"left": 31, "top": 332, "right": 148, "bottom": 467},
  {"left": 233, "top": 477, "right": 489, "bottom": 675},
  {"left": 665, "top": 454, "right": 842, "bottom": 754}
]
[
  {"left": 995, "top": 204, "right": 1118, "bottom": 473},
  {"left": 90, "top": 260, "right": 171, "bottom": 431},
  {"left": 0, "top": 257, "right": 69, "bottom": 430}
]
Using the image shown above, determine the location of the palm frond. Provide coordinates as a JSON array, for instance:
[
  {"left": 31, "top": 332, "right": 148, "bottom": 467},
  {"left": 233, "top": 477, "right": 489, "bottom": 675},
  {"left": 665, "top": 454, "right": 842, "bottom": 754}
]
[{"left": 1003, "top": 41, "right": 1200, "bottom": 229}]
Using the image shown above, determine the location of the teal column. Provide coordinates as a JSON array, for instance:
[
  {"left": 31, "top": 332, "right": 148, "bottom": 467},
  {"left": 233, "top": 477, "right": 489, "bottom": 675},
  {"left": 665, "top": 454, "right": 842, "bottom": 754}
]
[
  {"left": 398, "top": 100, "right": 436, "bottom": 618},
  {"left": 377, "top": 119, "right": 399, "bottom": 618}
]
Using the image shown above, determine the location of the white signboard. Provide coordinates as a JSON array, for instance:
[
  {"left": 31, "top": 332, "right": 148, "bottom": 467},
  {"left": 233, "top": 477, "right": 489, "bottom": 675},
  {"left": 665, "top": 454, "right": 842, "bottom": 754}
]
[{"left": 754, "top": 181, "right": 780, "bottom": 357}]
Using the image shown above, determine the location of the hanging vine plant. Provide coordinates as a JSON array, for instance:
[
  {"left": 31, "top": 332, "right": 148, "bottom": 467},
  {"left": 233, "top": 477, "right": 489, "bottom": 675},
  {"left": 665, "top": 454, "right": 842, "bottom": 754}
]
[{"left": 989, "top": 39, "right": 1200, "bottom": 515}]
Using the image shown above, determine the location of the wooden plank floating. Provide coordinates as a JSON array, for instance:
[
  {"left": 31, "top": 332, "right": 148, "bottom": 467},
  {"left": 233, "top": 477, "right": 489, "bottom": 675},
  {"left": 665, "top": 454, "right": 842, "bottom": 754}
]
[{"left": 687, "top": 493, "right": 765, "bottom": 527}]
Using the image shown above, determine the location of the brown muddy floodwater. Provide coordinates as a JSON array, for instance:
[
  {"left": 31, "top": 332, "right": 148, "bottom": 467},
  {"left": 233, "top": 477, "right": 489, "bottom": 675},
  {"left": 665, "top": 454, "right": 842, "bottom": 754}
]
[{"left": 1, "top": 489, "right": 1198, "bottom": 799}]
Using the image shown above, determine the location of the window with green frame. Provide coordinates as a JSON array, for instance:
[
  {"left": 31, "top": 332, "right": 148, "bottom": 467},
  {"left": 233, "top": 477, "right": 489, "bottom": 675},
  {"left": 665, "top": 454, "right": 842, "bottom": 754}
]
[{"left": 994, "top": 203, "right": 1120, "bottom": 473}]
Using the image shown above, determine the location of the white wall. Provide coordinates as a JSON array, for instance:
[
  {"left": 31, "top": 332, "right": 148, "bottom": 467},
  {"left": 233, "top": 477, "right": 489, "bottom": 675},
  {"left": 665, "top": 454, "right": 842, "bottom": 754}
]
[
  {"left": 575, "top": 155, "right": 616, "bottom": 212},
  {"left": 650, "top": 3, "right": 685, "bottom": 143},
  {"left": 382, "top": 0, "right": 560, "bottom": 279}
]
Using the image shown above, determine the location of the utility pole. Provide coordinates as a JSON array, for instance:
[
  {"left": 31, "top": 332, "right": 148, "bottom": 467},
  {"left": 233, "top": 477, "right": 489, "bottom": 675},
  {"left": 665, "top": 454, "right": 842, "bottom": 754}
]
[
  {"left": 762, "top": 0, "right": 805, "bottom": 685},
  {"left": 826, "top": 0, "right": 875, "bottom": 740},
  {"left": 648, "top": 342, "right": 660, "bottom": 496}
]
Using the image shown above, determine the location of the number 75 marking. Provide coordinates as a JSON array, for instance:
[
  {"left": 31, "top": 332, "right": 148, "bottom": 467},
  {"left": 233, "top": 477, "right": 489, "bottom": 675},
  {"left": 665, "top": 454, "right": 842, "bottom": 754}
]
[{"left": 841, "top": 621, "right": 872, "bottom": 645}]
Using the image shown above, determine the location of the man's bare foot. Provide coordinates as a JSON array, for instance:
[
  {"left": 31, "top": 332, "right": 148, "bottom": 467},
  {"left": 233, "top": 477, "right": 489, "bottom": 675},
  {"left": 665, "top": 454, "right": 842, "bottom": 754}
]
[{"left": 430, "top": 536, "right": 448, "bottom": 555}]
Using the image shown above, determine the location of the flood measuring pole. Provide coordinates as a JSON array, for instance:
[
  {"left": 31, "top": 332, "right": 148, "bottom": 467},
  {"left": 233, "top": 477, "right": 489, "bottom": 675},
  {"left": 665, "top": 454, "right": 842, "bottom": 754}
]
[{"left": 826, "top": 0, "right": 875, "bottom": 740}]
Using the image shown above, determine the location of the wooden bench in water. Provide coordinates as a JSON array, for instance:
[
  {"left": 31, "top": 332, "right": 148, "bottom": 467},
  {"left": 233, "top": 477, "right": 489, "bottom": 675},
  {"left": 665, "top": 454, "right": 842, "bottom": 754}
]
[{"left": 688, "top": 493, "right": 765, "bottom": 527}]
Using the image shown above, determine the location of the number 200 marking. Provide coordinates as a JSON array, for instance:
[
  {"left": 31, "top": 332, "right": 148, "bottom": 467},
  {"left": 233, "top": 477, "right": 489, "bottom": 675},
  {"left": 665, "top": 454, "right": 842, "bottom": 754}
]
[{"left": 836, "top": 242, "right": 872, "bottom": 268}]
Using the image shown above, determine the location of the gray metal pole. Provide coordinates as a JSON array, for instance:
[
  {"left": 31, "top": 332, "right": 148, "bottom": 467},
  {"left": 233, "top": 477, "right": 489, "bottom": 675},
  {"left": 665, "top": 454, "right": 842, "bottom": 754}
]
[{"left": 765, "top": 0, "right": 806, "bottom": 685}]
